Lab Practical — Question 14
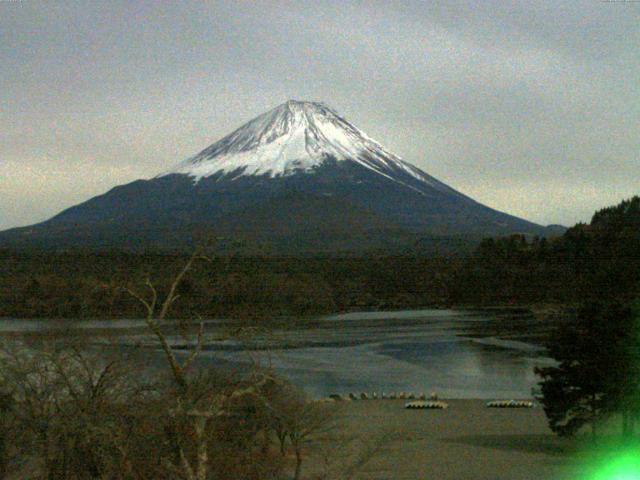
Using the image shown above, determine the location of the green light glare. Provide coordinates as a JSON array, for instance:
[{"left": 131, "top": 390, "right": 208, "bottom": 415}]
[{"left": 587, "top": 449, "right": 640, "bottom": 480}]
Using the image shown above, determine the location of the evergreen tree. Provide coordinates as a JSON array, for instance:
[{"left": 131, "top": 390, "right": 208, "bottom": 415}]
[
  {"left": 535, "top": 302, "right": 635, "bottom": 437},
  {"left": 615, "top": 296, "right": 640, "bottom": 438}
]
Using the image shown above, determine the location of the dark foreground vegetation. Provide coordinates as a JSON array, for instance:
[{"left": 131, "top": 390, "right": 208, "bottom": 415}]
[
  {"left": 536, "top": 298, "right": 640, "bottom": 439},
  {"left": 0, "top": 337, "right": 307, "bottom": 479},
  {"left": 529, "top": 197, "right": 640, "bottom": 441},
  {"left": 1, "top": 196, "right": 638, "bottom": 320},
  {"left": 0, "top": 264, "right": 344, "bottom": 480}
]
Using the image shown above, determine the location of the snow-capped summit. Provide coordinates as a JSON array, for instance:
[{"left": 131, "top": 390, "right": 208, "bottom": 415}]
[{"left": 164, "top": 100, "right": 433, "bottom": 188}]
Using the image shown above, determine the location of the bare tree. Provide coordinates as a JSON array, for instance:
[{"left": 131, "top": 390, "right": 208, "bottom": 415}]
[
  {"left": 0, "top": 335, "right": 147, "bottom": 480},
  {"left": 125, "top": 249, "right": 284, "bottom": 480},
  {"left": 125, "top": 249, "right": 218, "bottom": 480},
  {"left": 125, "top": 250, "right": 211, "bottom": 391},
  {"left": 263, "top": 382, "right": 335, "bottom": 480},
  {"left": 0, "top": 248, "right": 342, "bottom": 479}
]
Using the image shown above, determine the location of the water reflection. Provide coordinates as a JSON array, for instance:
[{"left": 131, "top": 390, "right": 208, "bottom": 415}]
[
  {"left": 0, "top": 310, "right": 554, "bottom": 398},
  {"left": 192, "top": 310, "right": 554, "bottom": 399}
]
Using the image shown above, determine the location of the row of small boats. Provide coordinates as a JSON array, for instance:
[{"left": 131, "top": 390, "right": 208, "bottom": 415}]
[
  {"left": 326, "top": 393, "right": 535, "bottom": 410},
  {"left": 330, "top": 392, "right": 439, "bottom": 401},
  {"left": 404, "top": 401, "right": 449, "bottom": 409},
  {"left": 485, "top": 400, "right": 534, "bottom": 408},
  {"left": 404, "top": 400, "right": 534, "bottom": 409}
]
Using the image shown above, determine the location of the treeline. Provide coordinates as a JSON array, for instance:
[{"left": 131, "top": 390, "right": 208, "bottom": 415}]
[
  {"left": 450, "top": 196, "right": 640, "bottom": 305},
  {"left": 0, "top": 253, "right": 460, "bottom": 320},
  {"left": 1, "top": 196, "right": 638, "bottom": 320},
  {"left": 531, "top": 198, "right": 640, "bottom": 438}
]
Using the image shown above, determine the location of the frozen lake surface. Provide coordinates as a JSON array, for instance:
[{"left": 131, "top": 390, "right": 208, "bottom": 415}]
[
  {"left": 188, "top": 309, "right": 553, "bottom": 399},
  {"left": 0, "top": 309, "right": 553, "bottom": 399}
]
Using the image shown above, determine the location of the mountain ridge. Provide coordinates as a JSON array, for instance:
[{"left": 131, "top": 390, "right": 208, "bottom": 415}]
[{"left": 0, "top": 100, "right": 563, "bottom": 253}]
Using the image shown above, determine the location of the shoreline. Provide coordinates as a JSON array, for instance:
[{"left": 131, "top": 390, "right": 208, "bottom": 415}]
[
  {"left": 304, "top": 398, "right": 577, "bottom": 480},
  {"left": 0, "top": 302, "right": 567, "bottom": 322}
]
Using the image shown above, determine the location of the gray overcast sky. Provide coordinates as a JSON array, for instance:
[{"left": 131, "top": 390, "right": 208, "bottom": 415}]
[{"left": 1, "top": 0, "right": 638, "bottom": 230}]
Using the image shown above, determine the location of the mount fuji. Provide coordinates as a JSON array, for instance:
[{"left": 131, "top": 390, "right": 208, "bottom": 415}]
[{"left": 0, "top": 100, "right": 558, "bottom": 252}]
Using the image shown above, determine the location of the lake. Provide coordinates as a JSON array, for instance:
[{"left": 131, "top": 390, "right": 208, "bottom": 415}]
[
  {"left": 184, "top": 309, "right": 555, "bottom": 399},
  {"left": 0, "top": 309, "right": 555, "bottom": 399}
]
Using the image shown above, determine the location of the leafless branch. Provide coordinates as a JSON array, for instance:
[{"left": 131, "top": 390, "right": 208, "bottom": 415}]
[{"left": 182, "top": 322, "right": 205, "bottom": 372}]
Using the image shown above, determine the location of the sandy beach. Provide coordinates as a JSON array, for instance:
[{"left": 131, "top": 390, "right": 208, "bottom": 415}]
[{"left": 305, "top": 399, "right": 578, "bottom": 480}]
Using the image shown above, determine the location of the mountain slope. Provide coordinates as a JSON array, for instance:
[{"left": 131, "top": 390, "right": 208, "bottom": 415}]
[{"left": 0, "top": 100, "right": 557, "bottom": 252}]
